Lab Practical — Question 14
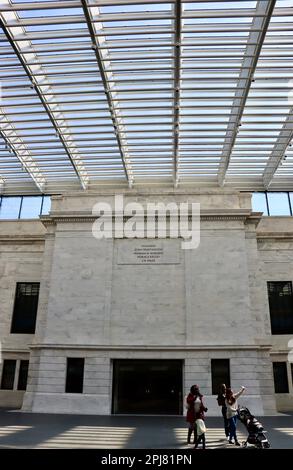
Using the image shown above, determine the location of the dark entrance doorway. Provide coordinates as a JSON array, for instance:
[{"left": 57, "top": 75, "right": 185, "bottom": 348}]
[{"left": 112, "top": 359, "right": 183, "bottom": 414}]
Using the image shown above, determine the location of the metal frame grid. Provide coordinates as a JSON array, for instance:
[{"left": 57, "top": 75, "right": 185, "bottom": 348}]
[{"left": 1, "top": 0, "right": 293, "bottom": 194}]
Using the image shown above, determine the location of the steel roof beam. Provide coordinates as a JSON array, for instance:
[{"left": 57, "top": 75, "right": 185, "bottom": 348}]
[
  {"left": 0, "top": 1, "right": 80, "bottom": 11},
  {"left": 3, "top": 52, "right": 290, "bottom": 61},
  {"left": 3, "top": 0, "right": 286, "bottom": 12},
  {"left": 4, "top": 11, "right": 174, "bottom": 26},
  {"left": 173, "top": 0, "right": 181, "bottom": 186},
  {"left": 81, "top": 0, "right": 133, "bottom": 187},
  {"left": 3, "top": 7, "right": 291, "bottom": 21},
  {"left": 85, "top": 0, "right": 276, "bottom": 5},
  {"left": 5, "top": 30, "right": 293, "bottom": 44},
  {"left": 218, "top": 0, "right": 276, "bottom": 186},
  {"left": 4, "top": 98, "right": 293, "bottom": 107},
  {"left": 0, "top": 112, "right": 46, "bottom": 191},
  {"left": 263, "top": 109, "right": 293, "bottom": 188}
]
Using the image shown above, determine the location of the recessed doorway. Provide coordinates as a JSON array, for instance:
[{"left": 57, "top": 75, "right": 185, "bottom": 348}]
[{"left": 112, "top": 359, "right": 183, "bottom": 415}]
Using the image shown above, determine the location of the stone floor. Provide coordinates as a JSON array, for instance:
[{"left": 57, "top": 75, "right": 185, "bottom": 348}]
[{"left": 0, "top": 410, "right": 292, "bottom": 449}]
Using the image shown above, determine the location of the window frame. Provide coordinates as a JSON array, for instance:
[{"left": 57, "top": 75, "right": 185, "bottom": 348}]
[
  {"left": 267, "top": 281, "right": 293, "bottom": 335},
  {"left": 211, "top": 359, "right": 230, "bottom": 395},
  {"left": 65, "top": 358, "right": 85, "bottom": 394},
  {"left": 0, "top": 195, "right": 51, "bottom": 220},
  {"left": 19, "top": 196, "right": 43, "bottom": 219},
  {"left": 273, "top": 362, "right": 289, "bottom": 394},
  {"left": 266, "top": 192, "right": 291, "bottom": 216},
  {"left": 17, "top": 360, "right": 29, "bottom": 391},
  {"left": 1, "top": 360, "right": 17, "bottom": 390},
  {"left": 11, "top": 282, "right": 40, "bottom": 334}
]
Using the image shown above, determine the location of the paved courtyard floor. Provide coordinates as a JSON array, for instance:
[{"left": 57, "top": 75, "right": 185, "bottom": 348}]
[{"left": 0, "top": 410, "right": 292, "bottom": 449}]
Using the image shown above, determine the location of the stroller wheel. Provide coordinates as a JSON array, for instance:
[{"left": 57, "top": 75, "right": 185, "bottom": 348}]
[
  {"left": 263, "top": 442, "right": 270, "bottom": 449},
  {"left": 242, "top": 441, "right": 247, "bottom": 448},
  {"left": 255, "top": 441, "right": 263, "bottom": 449}
]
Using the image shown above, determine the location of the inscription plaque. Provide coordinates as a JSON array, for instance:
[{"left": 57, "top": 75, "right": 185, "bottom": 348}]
[{"left": 117, "top": 240, "right": 180, "bottom": 265}]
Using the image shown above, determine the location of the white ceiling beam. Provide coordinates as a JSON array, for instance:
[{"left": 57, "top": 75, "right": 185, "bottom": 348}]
[
  {"left": 86, "top": 0, "right": 263, "bottom": 4},
  {"left": 0, "top": 1, "right": 80, "bottom": 10},
  {"left": 263, "top": 109, "right": 293, "bottom": 188},
  {"left": 81, "top": 0, "right": 133, "bottom": 187},
  {"left": 0, "top": 112, "right": 46, "bottom": 191},
  {"left": 0, "top": 174, "right": 5, "bottom": 189},
  {"left": 4, "top": 11, "right": 174, "bottom": 26},
  {"left": 173, "top": 0, "right": 181, "bottom": 187},
  {"left": 3, "top": 7, "right": 292, "bottom": 21},
  {"left": 0, "top": 1, "right": 89, "bottom": 190},
  {"left": 218, "top": 0, "right": 276, "bottom": 186}
]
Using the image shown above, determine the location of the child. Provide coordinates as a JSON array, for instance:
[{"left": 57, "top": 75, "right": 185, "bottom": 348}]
[{"left": 193, "top": 418, "right": 206, "bottom": 449}]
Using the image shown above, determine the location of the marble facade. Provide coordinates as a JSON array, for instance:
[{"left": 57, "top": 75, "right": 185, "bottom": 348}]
[{"left": 0, "top": 189, "right": 292, "bottom": 414}]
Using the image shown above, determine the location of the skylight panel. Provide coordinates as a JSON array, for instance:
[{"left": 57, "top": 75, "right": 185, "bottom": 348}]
[{"left": 1, "top": 0, "right": 293, "bottom": 192}]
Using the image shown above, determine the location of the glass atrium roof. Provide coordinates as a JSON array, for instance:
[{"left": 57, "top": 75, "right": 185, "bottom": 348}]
[{"left": 0, "top": 0, "right": 293, "bottom": 194}]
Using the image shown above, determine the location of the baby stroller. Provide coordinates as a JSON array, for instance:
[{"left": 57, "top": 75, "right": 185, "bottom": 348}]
[{"left": 238, "top": 407, "right": 270, "bottom": 449}]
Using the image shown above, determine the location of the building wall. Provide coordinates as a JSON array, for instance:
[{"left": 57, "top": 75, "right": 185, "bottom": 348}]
[
  {"left": 0, "top": 220, "right": 45, "bottom": 407},
  {"left": 0, "top": 189, "right": 292, "bottom": 414},
  {"left": 257, "top": 217, "right": 293, "bottom": 410}
]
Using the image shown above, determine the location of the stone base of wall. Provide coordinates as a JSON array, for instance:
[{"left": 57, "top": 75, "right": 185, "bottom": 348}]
[
  {"left": 0, "top": 390, "right": 25, "bottom": 409},
  {"left": 21, "top": 392, "right": 277, "bottom": 416},
  {"left": 275, "top": 394, "right": 293, "bottom": 412},
  {"left": 22, "top": 391, "right": 110, "bottom": 415},
  {"left": 21, "top": 347, "right": 281, "bottom": 416}
]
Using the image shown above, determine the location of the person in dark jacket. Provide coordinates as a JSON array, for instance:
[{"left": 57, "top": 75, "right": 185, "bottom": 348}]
[
  {"left": 217, "top": 383, "right": 229, "bottom": 438},
  {"left": 186, "top": 384, "right": 208, "bottom": 446}
]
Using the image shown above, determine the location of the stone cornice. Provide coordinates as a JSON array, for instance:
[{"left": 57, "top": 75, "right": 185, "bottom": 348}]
[
  {"left": 2, "top": 348, "right": 30, "bottom": 354},
  {"left": 51, "top": 188, "right": 246, "bottom": 197},
  {"left": 269, "top": 350, "right": 290, "bottom": 355},
  {"left": 257, "top": 232, "right": 293, "bottom": 242},
  {"left": 29, "top": 343, "right": 272, "bottom": 351},
  {"left": 0, "top": 235, "right": 44, "bottom": 244},
  {"left": 41, "top": 209, "right": 258, "bottom": 226}
]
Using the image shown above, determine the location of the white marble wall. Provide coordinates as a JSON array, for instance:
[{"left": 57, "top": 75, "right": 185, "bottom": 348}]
[
  {"left": 31, "top": 191, "right": 257, "bottom": 348},
  {"left": 22, "top": 349, "right": 111, "bottom": 414},
  {"left": 256, "top": 217, "right": 293, "bottom": 410},
  {"left": 0, "top": 221, "right": 45, "bottom": 352},
  {"left": 1, "top": 190, "right": 292, "bottom": 414},
  {"left": 0, "top": 221, "right": 45, "bottom": 407}
]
